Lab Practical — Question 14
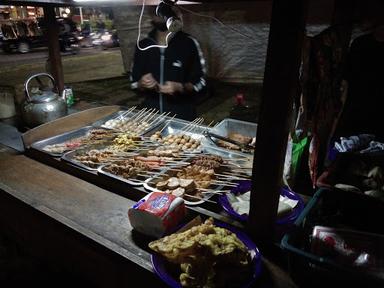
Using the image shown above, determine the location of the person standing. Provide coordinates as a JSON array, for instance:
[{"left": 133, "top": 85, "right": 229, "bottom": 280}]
[
  {"left": 130, "top": 8, "right": 207, "bottom": 121},
  {"left": 335, "top": 18, "right": 384, "bottom": 141}
]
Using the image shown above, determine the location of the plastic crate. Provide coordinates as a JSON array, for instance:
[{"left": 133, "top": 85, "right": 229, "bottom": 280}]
[{"left": 281, "top": 188, "right": 384, "bottom": 288}]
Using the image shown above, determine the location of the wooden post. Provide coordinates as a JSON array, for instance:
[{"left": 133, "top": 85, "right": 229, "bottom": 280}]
[
  {"left": 246, "top": 0, "right": 307, "bottom": 249},
  {"left": 43, "top": 6, "right": 64, "bottom": 93}
]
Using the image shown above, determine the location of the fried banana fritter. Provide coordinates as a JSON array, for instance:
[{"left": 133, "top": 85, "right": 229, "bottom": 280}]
[{"left": 149, "top": 218, "right": 252, "bottom": 287}]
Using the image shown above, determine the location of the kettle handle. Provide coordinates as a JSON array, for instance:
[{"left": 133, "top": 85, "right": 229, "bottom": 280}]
[{"left": 25, "top": 73, "right": 56, "bottom": 102}]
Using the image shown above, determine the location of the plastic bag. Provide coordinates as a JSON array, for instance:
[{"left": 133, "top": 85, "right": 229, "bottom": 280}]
[{"left": 284, "top": 135, "right": 308, "bottom": 189}]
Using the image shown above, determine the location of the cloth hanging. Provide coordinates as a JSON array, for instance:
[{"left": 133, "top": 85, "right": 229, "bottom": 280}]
[{"left": 301, "top": 26, "right": 346, "bottom": 187}]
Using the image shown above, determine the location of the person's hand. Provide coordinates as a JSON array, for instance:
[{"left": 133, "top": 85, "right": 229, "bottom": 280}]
[
  {"left": 159, "top": 81, "right": 184, "bottom": 95},
  {"left": 139, "top": 73, "right": 158, "bottom": 90}
]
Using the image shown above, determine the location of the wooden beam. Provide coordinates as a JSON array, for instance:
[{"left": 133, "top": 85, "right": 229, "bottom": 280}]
[
  {"left": 246, "top": 0, "right": 307, "bottom": 249},
  {"left": 43, "top": 6, "right": 65, "bottom": 94}
]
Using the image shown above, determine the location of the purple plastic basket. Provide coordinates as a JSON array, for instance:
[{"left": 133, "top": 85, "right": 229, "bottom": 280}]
[
  {"left": 151, "top": 220, "right": 262, "bottom": 288},
  {"left": 218, "top": 180, "right": 305, "bottom": 226}
]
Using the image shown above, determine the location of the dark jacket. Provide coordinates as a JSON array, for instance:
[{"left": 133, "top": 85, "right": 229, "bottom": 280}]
[
  {"left": 336, "top": 33, "right": 384, "bottom": 140},
  {"left": 130, "top": 30, "right": 206, "bottom": 121}
]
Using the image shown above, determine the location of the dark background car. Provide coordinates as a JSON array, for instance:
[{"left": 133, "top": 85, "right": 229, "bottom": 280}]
[{"left": 1, "top": 17, "right": 80, "bottom": 54}]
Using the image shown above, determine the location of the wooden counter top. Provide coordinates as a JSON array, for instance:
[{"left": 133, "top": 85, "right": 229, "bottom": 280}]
[
  {"left": 0, "top": 145, "right": 166, "bottom": 287},
  {"left": 0, "top": 146, "right": 298, "bottom": 288}
]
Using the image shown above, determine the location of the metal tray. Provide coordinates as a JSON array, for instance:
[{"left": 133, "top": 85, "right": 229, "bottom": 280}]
[
  {"left": 144, "top": 118, "right": 208, "bottom": 152},
  {"left": 199, "top": 146, "right": 253, "bottom": 176},
  {"left": 30, "top": 126, "right": 101, "bottom": 157},
  {"left": 93, "top": 108, "right": 166, "bottom": 136},
  {"left": 91, "top": 109, "right": 135, "bottom": 128},
  {"left": 97, "top": 151, "right": 192, "bottom": 187},
  {"left": 97, "top": 164, "right": 149, "bottom": 187},
  {"left": 202, "top": 118, "right": 257, "bottom": 154},
  {"left": 61, "top": 143, "right": 116, "bottom": 172},
  {"left": 143, "top": 172, "right": 219, "bottom": 206},
  {"left": 142, "top": 147, "right": 249, "bottom": 206}
]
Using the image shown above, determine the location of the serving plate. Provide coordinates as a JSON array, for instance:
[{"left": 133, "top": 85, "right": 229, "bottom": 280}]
[
  {"left": 151, "top": 220, "right": 262, "bottom": 288},
  {"left": 218, "top": 180, "right": 304, "bottom": 225}
]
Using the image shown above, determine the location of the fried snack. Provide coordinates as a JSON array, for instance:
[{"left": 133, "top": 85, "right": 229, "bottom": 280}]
[{"left": 149, "top": 218, "right": 251, "bottom": 287}]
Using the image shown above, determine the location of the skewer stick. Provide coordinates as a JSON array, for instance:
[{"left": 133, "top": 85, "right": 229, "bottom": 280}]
[
  {"left": 144, "top": 111, "right": 168, "bottom": 133},
  {"left": 214, "top": 172, "right": 249, "bottom": 179},
  {"left": 201, "top": 191, "right": 231, "bottom": 195},
  {"left": 118, "top": 106, "right": 136, "bottom": 120},
  {"left": 162, "top": 160, "right": 190, "bottom": 164},
  {"left": 200, "top": 188, "right": 231, "bottom": 192},
  {"left": 184, "top": 118, "right": 204, "bottom": 133},
  {"left": 183, "top": 194, "right": 216, "bottom": 204},
  {"left": 218, "top": 174, "right": 250, "bottom": 180},
  {"left": 227, "top": 166, "right": 252, "bottom": 170},
  {"left": 143, "top": 109, "right": 158, "bottom": 122},
  {"left": 142, "top": 108, "right": 158, "bottom": 121},
  {"left": 221, "top": 171, "right": 251, "bottom": 177},
  {"left": 134, "top": 108, "right": 153, "bottom": 123},
  {"left": 166, "top": 168, "right": 183, "bottom": 172},
  {"left": 157, "top": 116, "right": 174, "bottom": 134},
  {"left": 181, "top": 118, "right": 201, "bottom": 132},
  {"left": 143, "top": 170, "right": 162, "bottom": 175},
  {"left": 124, "top": 178, "right": 143, "bottom": 183},
  {"left": 206, "top": 120, "right": 215, "bottom": 128},
  {"left": 130, "top": 108, "right": 147, "bottom": 121},
  {"left": 211, "top": 181, "right": 238, "bottom": 187},
  {"left": 138, "top": 173, "right": 162, "bottom": 179}
]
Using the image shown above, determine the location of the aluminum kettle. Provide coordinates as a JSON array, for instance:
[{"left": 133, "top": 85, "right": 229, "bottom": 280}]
[{"left": 21, "top": 73, "right": 67, "bottom": 128}]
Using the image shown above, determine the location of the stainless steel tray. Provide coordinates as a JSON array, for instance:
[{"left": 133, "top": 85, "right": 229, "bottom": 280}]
[
  {"left": 93, "top": 108, "right": 166, "bottom": 136},
  {"left": 91, "top": 109, "right": 135, "bottom": 128},
  {"left": 60, "top": 143, "right": 113, "bottom": 172},
  {"left": 144, "top": 118, "right": 208, "bottom": 152},
  {"left": 142, "top": 147, "right": 250, "bottom": 206},
  {"left": 202, "top": 118, "right": 257, "bottom": 155},
  {"left": 200, "top": 146, "right": 253, "bottom": 176},
  {"left": 97, "top": 164, "right": 148, "bottom": 187},
  {"left": 30, "top": 126, "right": 100, "bottom": 157},
  {"left": 143, "top": 171, "right": 220, "bottom": 206},
  {"left": 97, "top": 152, "right": 179, "bottom": 186}
]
